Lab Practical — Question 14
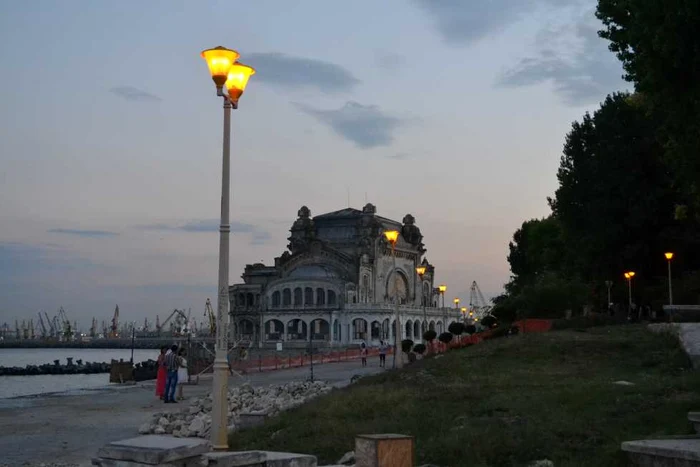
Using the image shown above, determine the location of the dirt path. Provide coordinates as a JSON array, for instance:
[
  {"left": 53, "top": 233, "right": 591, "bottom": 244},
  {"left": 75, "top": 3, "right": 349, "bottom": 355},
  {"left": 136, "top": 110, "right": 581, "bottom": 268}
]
[{"left": 0, "top": 359, "right": 383, "bottom": 466}]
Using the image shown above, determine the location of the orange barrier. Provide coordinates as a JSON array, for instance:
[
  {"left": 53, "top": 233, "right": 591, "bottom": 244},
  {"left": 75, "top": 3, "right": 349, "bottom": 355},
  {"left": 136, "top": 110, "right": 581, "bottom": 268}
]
[
  {"left": 228, "top": 347, "right": 390, "bottom": 374},
  {"left": 513, "top": 319, "right": 552, "bottom": 333}
]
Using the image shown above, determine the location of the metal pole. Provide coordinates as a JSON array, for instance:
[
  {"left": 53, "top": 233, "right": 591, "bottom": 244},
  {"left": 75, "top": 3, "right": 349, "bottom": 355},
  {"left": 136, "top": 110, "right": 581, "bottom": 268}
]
[
  {"left": 668, "top": 259, "right": 673, "bottom": 305},
  {"left": 130, "top": 327, "right": 135, "bottom": 364},
  {"left": 211, "top": 98, "right": 232, "bottom": 451},
  {"left": 627, "top": 278, "right": 632, "bottom": 311},
  {"left": 392, "top": 244, "right": 401, "bottom": 369},
  {"left": 309, "top": 327, "right": 314, "bottom": 382}
]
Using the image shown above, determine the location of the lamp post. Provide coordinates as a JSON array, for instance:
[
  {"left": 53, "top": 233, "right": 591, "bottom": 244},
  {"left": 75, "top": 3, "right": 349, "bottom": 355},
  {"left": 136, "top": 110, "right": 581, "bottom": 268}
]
[
  {"left": 605, "top": 280, "right": 613, "bottom": 311},
  {"left": 624, "top": 271, "right": 635, "bottom": 314},
  {"left": 460, "top": 307, "right": 467, "bottom": 324},
  {"left": 438, "top": 285, "right": 447, "bottom": 332},
  {"left": 384, "top": 230, "right": 401, "bottom": 369},
  {"left": 416, "top": 266, "right": 427, "bottom": 339},
  {"left": 665, "top": 252, "right": 674, "bottom": 305},
  {"left": 453, "top": 298, "right": 460, "bottom": 327},
  {"left": 201, "top": 46, "right": 255, "bottom": 451}
]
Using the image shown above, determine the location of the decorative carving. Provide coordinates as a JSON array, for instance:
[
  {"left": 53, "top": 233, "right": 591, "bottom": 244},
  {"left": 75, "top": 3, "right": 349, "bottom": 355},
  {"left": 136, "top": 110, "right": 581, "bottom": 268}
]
[
  {"left": 401, "top": 213, "right": 425, "bottom": 252},
  {"left": 288, "top": 205, "right": 316, "bottom": 254},
  {"left": 362, "top": 203, "right": 376, "bottom": 214}
]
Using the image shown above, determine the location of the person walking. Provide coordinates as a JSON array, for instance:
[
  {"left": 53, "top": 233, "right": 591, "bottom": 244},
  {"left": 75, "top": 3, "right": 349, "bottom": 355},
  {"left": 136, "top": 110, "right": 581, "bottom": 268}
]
[
  {"left": 378, "top": 340, "right": 388, "bottom": 368},
  {"left": 176, "top": 348, "right": 188, "bottom": 401},
  {"left": 360, "top": 342, "right": 368, "bottom": 367},
  {"left": 155, "top": 346, "right": 167, "bottom": 400},
  {"left": 163, "top": 344, "right": 180, "bottom": 403}
]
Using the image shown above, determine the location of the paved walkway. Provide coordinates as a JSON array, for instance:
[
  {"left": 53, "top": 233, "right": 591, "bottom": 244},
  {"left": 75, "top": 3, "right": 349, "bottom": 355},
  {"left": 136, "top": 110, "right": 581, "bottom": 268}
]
[{"left": 0, "top": 359, "right": 384, "bottom": 466}]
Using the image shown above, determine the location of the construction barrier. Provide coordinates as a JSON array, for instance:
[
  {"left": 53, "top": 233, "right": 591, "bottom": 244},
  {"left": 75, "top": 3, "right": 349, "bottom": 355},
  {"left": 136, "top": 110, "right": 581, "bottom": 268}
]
[
  {"left": 513, "top": 319, "right": 553, "bottom": 333},
  {"left": 230, "top": 347, "right": 390, "bottom": 374}
]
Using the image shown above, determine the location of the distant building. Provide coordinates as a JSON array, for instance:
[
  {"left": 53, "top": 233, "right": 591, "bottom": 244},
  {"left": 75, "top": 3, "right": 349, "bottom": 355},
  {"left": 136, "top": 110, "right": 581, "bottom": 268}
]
[{"left": 229, "top": 204, "right": 460, "bottom": 347}]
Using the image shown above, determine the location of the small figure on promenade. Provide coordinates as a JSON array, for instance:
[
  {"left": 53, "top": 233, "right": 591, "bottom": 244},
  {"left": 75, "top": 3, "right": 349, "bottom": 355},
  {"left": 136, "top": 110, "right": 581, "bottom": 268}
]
[
  {"left": 360, "top": 342, "right": 368, "bottom": 367},
  {"left": 155, "top": 346, "right": 167, "bottom": 400},
  {"left": 176, "top": 348, "right": 188, "bottom": 401},
  {"left": 378, "top": 340, "right": 388, "bottom": 368},
  {"left": 163, "top": 344, "right": 180, "bottom": 403}
]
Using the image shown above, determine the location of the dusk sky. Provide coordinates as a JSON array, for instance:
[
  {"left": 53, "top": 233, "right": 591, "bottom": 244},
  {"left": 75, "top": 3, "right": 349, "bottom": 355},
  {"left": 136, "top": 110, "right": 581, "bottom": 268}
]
[{"left": 0, "top": 0, "right": 629, "bottom": 330}]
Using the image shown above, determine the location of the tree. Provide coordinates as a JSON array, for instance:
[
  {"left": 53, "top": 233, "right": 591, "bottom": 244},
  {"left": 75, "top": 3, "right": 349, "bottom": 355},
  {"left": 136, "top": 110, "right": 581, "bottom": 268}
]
[
  {"left": 401, "top": 339, "right": 414, "bottom": 354},
  {"left": 438, "top": 332, "right": 453, "bottom": 345},
  {"left": 448, "top": 322, "right": 465, "bottom": 336},
  {"left": 413, "top": 343, "right": 426, "bottom": 355},
  {"left": 597, "top": 0, "right": 700, "bottom": 211}
]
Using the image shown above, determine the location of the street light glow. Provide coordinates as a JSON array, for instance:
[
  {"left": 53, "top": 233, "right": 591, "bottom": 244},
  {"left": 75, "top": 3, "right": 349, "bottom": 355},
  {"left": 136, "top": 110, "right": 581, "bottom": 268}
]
[
  {"left": 384, "top": 230, "right": 399, "bottom": 244},
  {"left": 438, "top": 284, "right": 447, "bottom": 293},
  {"left": 453, "top": 298, "right": 460, "bottom": 305},
  {"left": 201, "top": 46, "right": 240, "bottom": 87},
  {"left": 225, "top": 63, "right": 256, "bottom": 103},
  {"left": 665, "top": 252, "right": 674, "bottom": 260},
  {"left": 416, "top": 266, "right": 426, "bottom": 276}
]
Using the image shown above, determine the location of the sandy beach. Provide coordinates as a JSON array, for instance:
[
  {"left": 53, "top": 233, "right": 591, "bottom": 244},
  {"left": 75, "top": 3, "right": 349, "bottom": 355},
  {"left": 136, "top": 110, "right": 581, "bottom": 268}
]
[{"left": 0, "top": 360, "right": 383, "bottom": 467}]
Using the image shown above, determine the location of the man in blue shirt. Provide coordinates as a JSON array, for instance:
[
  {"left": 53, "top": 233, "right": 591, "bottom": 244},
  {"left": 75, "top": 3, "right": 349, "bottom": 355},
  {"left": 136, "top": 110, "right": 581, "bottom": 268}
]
[{"left": 163, "top": 344, "right": 180, "bottom": 403}]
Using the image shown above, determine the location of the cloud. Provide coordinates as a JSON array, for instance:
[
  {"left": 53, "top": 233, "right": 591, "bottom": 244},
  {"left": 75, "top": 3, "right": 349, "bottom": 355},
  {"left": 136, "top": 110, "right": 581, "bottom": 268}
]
[
  {"left": 109, "top": 86, "right": 162, "bottom": 102},
  {"left": 497, "top": 14, "right": 627, "bottom": 105},
  {"left": 246, "top": 52, "right": 360, "bottom": 94},
  {"left": 412, "top": 0, "right": 584, "bottom": 45},
  {"left": 48, "top": 228, "right": 119, "bottom": 238},
  {"left": 137, "top": 220, "right": 273, "bottom": 245},
  {"left": 0, "top": 242, "right": 106, "bottom": 277},
  {"left": 294, "top": 101, "right": 405, "bottom": 149},
  {"left": 375, "top": 52, "right": 405, "bottom": 72}
]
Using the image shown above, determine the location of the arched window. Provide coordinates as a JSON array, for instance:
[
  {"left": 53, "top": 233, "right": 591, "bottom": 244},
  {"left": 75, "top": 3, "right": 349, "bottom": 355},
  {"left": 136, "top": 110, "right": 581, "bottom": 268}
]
[
  {"left": 238, "top": 293, "right": 245, "bottom": 307},
  {"left": 271, "top": 291, "right": 280, "bottom": 308},
  {"left": 316, "top": 288, "right": 325, "bottom": 305},
  {"left": 246, "top": 293, "right": 254, "bottom": 307},
  {"left": 328, "top": 290, "right": 336, "bottom": 306},
  {"left": 294, "top": 288, "right": 303, "bottom": 307},
  {"left": 282, "top": 288, "right": 291, "bottom": 306},
  {"left": 304, "top": 287, "right": 314, "bottom": 306}
]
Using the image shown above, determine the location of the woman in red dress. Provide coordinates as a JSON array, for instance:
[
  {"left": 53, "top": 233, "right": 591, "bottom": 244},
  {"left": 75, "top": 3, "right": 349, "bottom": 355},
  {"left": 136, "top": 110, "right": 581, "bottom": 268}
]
[{"left": 155, "top": 346, "right": 167, "bottom": 399}]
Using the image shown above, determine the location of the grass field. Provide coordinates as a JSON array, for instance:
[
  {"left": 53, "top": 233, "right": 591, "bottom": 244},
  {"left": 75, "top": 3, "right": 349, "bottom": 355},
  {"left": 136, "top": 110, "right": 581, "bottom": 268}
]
[{"left": 229, "top": 326, "right": 700, "bottom": 466}]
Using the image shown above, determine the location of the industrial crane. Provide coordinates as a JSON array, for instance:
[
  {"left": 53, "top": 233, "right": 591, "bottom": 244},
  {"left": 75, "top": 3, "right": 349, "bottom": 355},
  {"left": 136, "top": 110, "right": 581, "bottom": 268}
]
[
  {"left": 89, "top": 318, "right": 97, "bottom": 338},
  {"left": 468, "top": 281, "right": 494, "bottom": 321},
  {"left": 204, "top": 298, "right": 216, "bottom": 336},
  {"left": 110, "top": 305, "right": 119, "bottom": 337},
  {"left": 37, "top": 313, "right": 48, "bottom": 339},
  {"left": 157, "top": 308, "right": 190, "bottom": 336}
]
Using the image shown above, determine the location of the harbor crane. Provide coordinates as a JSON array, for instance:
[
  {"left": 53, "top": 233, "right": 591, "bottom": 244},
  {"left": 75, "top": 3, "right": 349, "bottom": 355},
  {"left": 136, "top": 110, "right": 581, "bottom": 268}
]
[
  {"left": 157, "top": 308, "right": 191, "bottom": 336},
  {"left": 110, "top": 305, "right": 119, "bottom": 337},
  {"left": 37, "top": 313, "right": 48, "bottom": 339},
  {"left": 204, "top": 298, "right": 216, "bottom": 336},
  {"left": 468, "top": 281, "right": 494, "bottom": 321}
]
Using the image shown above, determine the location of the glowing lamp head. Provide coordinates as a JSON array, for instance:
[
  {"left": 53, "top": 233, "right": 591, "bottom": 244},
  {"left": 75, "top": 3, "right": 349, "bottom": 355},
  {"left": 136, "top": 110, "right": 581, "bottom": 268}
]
[
  {"left": 624, "top": 271, "right": 636, "bottom": 279},
  {"left": 438, "top": 284, "right": 447, "bottom": 293},
  {"left": 225, "top": 62, "right": 256, "bottom": 104},
  {"left": 201, "top": 46, "right": 240, "bottom": 88},
  {"left": 384, "top": 230, "right": 399, "bottom": 245},
  {"left": 454, "top": 298, "right": 460, "bottom": 304},
  {"left": 461, "top": 307, "right": 467, "bottom": 314},
  {"left": 416, "top": 266, "right": 426, "bottom": 277},
  {"left": 665, "top": 252, "right": 674, "bottom": 260}
]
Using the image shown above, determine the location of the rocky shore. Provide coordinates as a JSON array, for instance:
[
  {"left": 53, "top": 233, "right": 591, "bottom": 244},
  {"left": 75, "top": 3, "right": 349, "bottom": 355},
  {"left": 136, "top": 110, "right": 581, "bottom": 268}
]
[
  {"left": 0, "top": 357, "right": 157, "bottom": 377},
  {"left": 139, "top": 380, "right": 332, "bottom": 438}
]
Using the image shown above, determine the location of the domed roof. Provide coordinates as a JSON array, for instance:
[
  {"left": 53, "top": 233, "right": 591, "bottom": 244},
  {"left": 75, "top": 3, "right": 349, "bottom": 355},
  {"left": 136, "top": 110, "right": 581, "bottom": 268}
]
[{"left": 287, "top": 265, "right": 339, "bottom": 279}]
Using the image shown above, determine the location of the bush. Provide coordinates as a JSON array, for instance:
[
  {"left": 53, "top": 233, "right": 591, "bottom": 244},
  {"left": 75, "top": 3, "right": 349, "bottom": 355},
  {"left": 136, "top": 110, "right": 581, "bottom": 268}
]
[
  {"left": 401, "top": 339, "right": 414, "bottom": 353},
  {"left": 413, "top": 343, "right": 426, "bottom": 354},
  {"left": 438, "top": 332, "right": 453, "bottom": 344},
  {"left": 464, "top": 324, "right": 476, "bottom": 335},
  {"left": 483, "top": 326, "right": 510, "bottom": 340},
  {"left": 481, "top": 315, "right": 498, "bottom": 328},
  {"left": 423, "top": 330, "right": 437, "bottom": 342},
  {"left": 448, "top": 322, "right": 465, "bottom": 336}
]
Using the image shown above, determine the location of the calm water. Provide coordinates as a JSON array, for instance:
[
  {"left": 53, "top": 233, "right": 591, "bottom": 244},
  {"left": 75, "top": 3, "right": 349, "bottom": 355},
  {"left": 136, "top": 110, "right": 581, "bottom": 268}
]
[{"left": 0, "top": 348, "right": 159, "bottom": 399}]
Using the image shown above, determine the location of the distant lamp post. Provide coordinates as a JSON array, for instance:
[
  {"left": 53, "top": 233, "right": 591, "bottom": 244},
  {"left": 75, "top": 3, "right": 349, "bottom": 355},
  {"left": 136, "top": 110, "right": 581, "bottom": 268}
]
[
  {"left": 438, "top": 284, "right": 447, "bottom": 332},
  {"left": 416, "top": 266, "right": 427, "bottom": 337},
  {"left": 623, "top": 271, "right": 636, "bottom": 312},
  {"left": 665, "top": 252, "right": 674, "bottom": 305},
  {"left": 453, "top": 297, "right": 460, "bottom": 309},
  {"left": 605, "top": 280, "right": 613, "bottom": 310},
  {"left": 384, "top": 230, "right": 401, "bottom": 369},
  {"left": 460, "top": 307, "right": 467, "bottom": 323},
  {"left": 200, "top": 45, "right": 255, "bottom": 451}
]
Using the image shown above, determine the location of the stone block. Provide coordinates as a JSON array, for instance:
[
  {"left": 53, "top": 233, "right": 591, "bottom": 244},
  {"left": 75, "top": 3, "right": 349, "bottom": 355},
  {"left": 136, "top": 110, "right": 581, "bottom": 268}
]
[
  {"left": 262, "top": 451, "right": 317, "bottom": 467},
  {"left": 355, "top": 434, "right": 414, "bottom": 467},
  {"left": 238, "top": 412, "right": 269, "bottom": 430},
  {"left": 689, "top": 413, "right": 700, "bottom": 434},
  {"left": 96, "top": 435, "right": 210, "bottom": 465},
  {"left": 622, "top": 439, "right": 700, "bottom": 466},
  {"left": 202, "top": 450, "right": 265, "bottom": 467}
]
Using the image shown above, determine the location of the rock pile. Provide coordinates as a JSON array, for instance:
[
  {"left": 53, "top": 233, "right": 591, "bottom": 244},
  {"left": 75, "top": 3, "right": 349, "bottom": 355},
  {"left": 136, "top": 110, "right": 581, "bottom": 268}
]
[{"left": 139, "top": 380, "right": 332, "bottom": 438}]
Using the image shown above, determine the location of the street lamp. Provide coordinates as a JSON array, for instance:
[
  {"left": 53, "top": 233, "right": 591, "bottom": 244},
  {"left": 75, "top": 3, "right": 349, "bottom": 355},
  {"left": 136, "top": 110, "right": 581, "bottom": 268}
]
[
  {"left": 460, "top": 307, "right": 467, "bottom": 324},
  {"left": 665, "top": 252, "right": 674, "bottom": 305},
  {"left": 453, "top": 298, "right": 460, "bottom": 324},
  {"left": 384, "top": 230, "right": 401, "bottom": 369},
  {"left": 438, "top": 285, "right": 447, "bottom": 332},
  {"left": 605, "top": 280, "right": 613, "bottom": 311},
  {"left": 201, "top": 45, "right": 255, "bottom": 451},
  {"left": 623, "top": 271, "right": 635, "bottom": 313},
  {"left": 416, "top": 266, "right": 427, "bottom": 339}
]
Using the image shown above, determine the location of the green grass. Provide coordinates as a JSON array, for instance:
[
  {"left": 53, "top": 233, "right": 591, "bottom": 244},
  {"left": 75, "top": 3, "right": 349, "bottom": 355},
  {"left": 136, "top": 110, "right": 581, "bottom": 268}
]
[{"left": 229, "top": 326, "right": 700, "bottom": 466}]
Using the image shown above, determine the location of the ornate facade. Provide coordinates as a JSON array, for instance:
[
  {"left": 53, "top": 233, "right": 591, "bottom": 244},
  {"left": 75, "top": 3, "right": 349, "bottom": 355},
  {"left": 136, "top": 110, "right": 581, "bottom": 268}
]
[{"left": 229, "top": 204, "right": 461, "bottom": 347}]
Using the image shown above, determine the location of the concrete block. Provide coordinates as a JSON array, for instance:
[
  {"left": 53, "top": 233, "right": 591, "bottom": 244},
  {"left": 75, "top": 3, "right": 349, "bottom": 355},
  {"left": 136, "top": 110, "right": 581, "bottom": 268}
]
[
  {"left": 355, "top": 434, "right": 414, "bottom": 467},
  {"left": 622, "top": 439, "right": 700, "bottom": 466},
  {"left": 238, "top": 412, "right": 269, "bottom": 430},
  {"left": 96, "top": 435, "right": 210, "bottom": 465},
  {"left": 202, "top": 450, "right": 265, "bottom": 466},
  {"left": 689, "top": 413, "right": 700, "bottom": 434},
  {"left": 262, "top": 451, "right": 317, "bottom": 467}
]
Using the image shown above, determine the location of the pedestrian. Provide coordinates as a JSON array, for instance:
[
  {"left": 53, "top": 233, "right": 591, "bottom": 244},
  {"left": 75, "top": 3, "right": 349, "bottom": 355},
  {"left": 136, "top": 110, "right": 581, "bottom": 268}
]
[
  {"left": 155, "top": 346, "right": 167, "bottom": 400},
  {"left": 176, "top": 348, "right": 188, "bottom": 401},
  {"left": 163, "top": 344, "right": 180, "bottom": 403},
  {"left": 360, "top": 342, "right": 368, "bottom": 367},
  {"left": 378, "top": 340, "right": 387, "bottom": 368}
]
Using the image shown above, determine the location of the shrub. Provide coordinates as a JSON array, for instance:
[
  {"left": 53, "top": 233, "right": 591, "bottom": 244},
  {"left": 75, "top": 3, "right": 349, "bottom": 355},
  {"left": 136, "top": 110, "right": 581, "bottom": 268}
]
[
  {"left": 481, "top": 315, "right": 498, "bottom": 328},
  {"left": 464, "top": 324, "right": 477, "bottom": 335},
  {"left": 401, "top": 339, "right": 414, "bottom": 353},
  {"left": 483, "top": 326, "right": 509, "bottom": 340},
  {"left": 438, "top": 332, "right": 453, "bottom": 344},
  {"left": 448, "top": 322, "right": 465, "bottom": 336},
  {"left": 423, "top": 330, "right": 437, "bottom": 342},
  {"left": 413, "top": 343, "right": 426, "bottom": 354}
]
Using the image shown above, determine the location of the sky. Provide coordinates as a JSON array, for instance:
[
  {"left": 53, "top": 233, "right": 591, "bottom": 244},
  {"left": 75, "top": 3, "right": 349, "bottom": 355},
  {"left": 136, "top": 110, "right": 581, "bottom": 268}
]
[{"left": 0, "top": 0, "right": 630, "bottom": 331}]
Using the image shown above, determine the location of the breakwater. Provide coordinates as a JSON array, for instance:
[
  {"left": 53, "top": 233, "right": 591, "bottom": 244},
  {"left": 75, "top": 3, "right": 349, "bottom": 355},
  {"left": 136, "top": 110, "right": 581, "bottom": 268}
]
[
  {"left": 0, "top": 357, "right": 157, "bottom": 378},
  {"left": 0, "top": 337, "right": 208, "bottom": 350}
]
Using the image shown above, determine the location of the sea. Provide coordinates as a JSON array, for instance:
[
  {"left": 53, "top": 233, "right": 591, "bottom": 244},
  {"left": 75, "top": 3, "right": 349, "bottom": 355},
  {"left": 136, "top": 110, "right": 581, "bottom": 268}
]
[{"left": 0, "top": 348, "right": 159, "bottom": 399}]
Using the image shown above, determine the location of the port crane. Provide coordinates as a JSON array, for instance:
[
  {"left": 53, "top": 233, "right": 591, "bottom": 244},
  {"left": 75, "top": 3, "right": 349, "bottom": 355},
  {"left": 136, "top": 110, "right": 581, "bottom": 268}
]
[
  {"left": 110, "top": 305, "right": 119, "bottom": 337},
  {"left": 468, "top": 281, "right": 494, "bottom": 321},
  {"left": 204, "top": 298, "right": 216, "bottom": 336},
  {"left": 37, "top": 312, "right": 48, "bottom": 339},
  {"left": 157, "top": 308, "right": 191, "bottom": 336}
]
